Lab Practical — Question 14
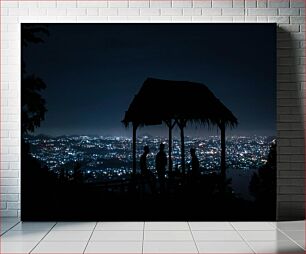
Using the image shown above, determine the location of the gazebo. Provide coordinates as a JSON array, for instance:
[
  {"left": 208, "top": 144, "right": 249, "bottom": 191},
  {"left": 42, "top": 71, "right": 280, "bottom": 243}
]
[{"left": 122, "top": 78, "right": 238, "bottom": 179}]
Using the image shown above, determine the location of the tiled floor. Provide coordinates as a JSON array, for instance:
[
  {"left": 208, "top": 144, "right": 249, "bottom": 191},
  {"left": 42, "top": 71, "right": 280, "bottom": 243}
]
[{"left": 0, "top": 219, "right": 304, "bottom": 253}]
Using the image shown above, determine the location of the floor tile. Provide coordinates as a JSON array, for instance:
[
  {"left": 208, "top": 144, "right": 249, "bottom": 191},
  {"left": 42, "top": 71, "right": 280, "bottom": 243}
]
[
  {"left": 12, "top": 222, "right": 55, "bottom": 231},
  {"left": 85, "top": 241, "right": 142, "bottom": 253},
  {"left": 192, "top": 230, "right": 243, "bottom": 241},
  {"left": 276, "top": 221, "right": 305, "bottom": 231},
  {"left": 197, "top": 241, "right": 253, "bottom": 253},
  {"left": 189, "top": 222, "right": 234, "bottom": 231},
  {"left": 0, "top": 230, "right": 47, "bottom": 242},
  {"left": 282, "top": 230, "right": 305, "bottom": 249},
  {"left": 32, "top": 241, "right": 87, "bottom": 253},
  {"left": 95, "top": 222, "right": 144, "bottom": 231},
  {"left": 52, "top": 222, "right": 96, "bottom": 231},
  {"left": 248, "top": 240, "right": 304, "bottom": 253},
  {"left": 1, "top": 221, "right": 21, "bottom": 234},
  {"left": 231, "top": 222, "right": 276, "bottom": 231},
  {"left": 0, "top": 241, "right": 37, "bottom": 253},
  {"left": 143, "top": 241, "right": 198, "bottom": 253},
  {"left": 90, "top": 230, "right": 143, "bottom": 241},
  {"left": 144, "top": 230, "right": 193, "bottom": 241},
  {"left": 42, "top": 230, "right": 92, "bottom": 242},
  {"left": 239, "top": 230, "right": 291, "bottom": 241},
  {"left": 145, "top": 222, "right": 190, "bottom": 230}
]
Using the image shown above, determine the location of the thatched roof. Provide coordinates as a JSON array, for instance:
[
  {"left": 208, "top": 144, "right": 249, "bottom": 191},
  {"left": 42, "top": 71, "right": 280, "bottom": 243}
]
[{"left": 122, "top": 78, "right": 238, "bottom": 128}]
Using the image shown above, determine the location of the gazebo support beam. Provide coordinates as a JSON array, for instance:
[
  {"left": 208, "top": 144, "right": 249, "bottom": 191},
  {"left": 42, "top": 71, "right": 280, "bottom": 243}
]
[
  {"left": 220, "top": 121, "right": 226, "bottom": 180},
  {"left": 132, "top": 123, "right": 138, "bottom": 175},
  {"left": 165, "top": 120, "right": 176, "bottom": 173},
  {"left": 177, "top": 119, "right": 187, "bottom": 175}
]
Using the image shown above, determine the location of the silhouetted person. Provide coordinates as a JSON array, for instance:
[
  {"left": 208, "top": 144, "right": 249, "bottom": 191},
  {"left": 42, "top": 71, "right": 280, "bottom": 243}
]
[
  {"left": 156, "top": 143, "right": 167, "bottom": 193},
  {"left": 140, "top": 146, "right": 156, "bottom": 194},
  {"left": 190, "top": 148, "right": 200, "bottom": 177},
  {"left": 140, "top": 146, "right": 150, "bottom": 175}
]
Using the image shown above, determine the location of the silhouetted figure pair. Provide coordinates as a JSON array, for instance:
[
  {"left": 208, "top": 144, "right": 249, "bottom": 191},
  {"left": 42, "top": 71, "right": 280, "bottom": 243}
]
[
  {"left": 156, "top": 143, "right": 167, "bottom": 193},
  {"left": 140, "top": 146, "right": 156, "bottom": 194}
]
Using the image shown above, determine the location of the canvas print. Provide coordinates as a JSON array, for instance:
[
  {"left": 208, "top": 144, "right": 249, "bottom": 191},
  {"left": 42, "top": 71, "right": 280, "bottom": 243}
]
[{"left": 21, "top": 24, "right": 276, "bottom": 221}]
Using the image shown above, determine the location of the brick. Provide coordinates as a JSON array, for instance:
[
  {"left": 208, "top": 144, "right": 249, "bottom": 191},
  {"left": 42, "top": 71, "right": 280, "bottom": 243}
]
[
  {"left": 247, "top": 8, "right": 278, "bottom": 15},
  {"left": 283, "top": 170, "right": 304, "bottom": 183},
  {"left": 278, "top": 195, "right": 305, "bottom": 202},
  {"left": 108, "top": 0, "right": 129, "bottom": 8},
  {"left": 161, "top": 8, "right": 183, "bottom": 16},
  {"left": 0, "top": 171, "right": 19, "bottom": 178},
  {"left": 67, "top": 8, "right": 86, "bottom": 16},
  {"left": 57, "top": 1, "right": 77, "bottom": 8},
  {"left": 1, "top": 1, "right": 18, "bottom": 8},
  {"left": 257, "top": 0, "right": 267, "bottom": 8},
  {"left": 245, "top": 0, "right": 256, "bottom": 7},
  {"left": 278, "top": 8, "right": 300, "bottom": 15},
  {"left": 233, "top": 0, "right": 245, "bottom": 7},
  {"left": 0, "top": 210, "right": 18, "bottom": 217},
  {"left": 127, "top": 16, "right": 150, "bottom": 21},
  {"left": 172, "top": 0, "right": 192, "bottom": 7},
  {"left": 245, "top": 16, "right": 257, "bottom": 23},
  {"left": 86, "top": 8, "right": 99, "bottom": 16},
  {"left": 150, "top": 0, "right": 172, "bottom": 8},
  {"left": 290, "top": 16, "right": 305, "bottom": 24},
  {"left": 76, "top": 16, "right": 108, "bottom": 22},
  {"left": 0, "top": 194, "right": 19, "bottom": 202},
  {"left": 77, "top": 1, "right": 107, "bottom": 8},
  {"left": 278, "top": 24, "right": 300, "bottom": 32},
  {"left": 1, "top": 186, "right": 20, "bottom": 194},
  {"left": 183, "top": 8, "right": 202, "bottom": 15},
  {"left": 38, "top": 1, "right": 57, "bottom": 8},
  {"left": 193, "top": 0, "right": 212, "bottom": 7},
  {"left": 140, "top": 8, "right": 160, "bottom": 16},
  {"left": 222, "top": 8, "right": 245, "bottom": 15},
  {"left": 202, "top": 8, "right": 222, "bottom": 15},
  {"left": 257, "top": 16, "right": 268, "bottom": 22},
  {"left": 268, "top": 0, "right": 290, "bottom": 8},
  {"left": 0, "top": 202, "right": 7, "bottom": 210},
  {"left": 192, "top": 16, "right": 212, "bottom": 21},
  {"left": 0, "top": 177, "right": 18, "bottom": 185},
  {"left": 290, "top": 0, "right": 305, "bottom": 7},
  {"left": 171, "top": 16, "right": 192, "bottom": 21},
  {"left": 8, "top": 8, "right": 29, "bottom": 16},
  {"left": 47, "top": 8, "right": 67, "bottom": 16},
  {"left": 99, "top": 8, "right": 118, "bottom": 16},
  {"left": 29, "top": 8, "right": 48, "bottom": 16},
  {"left": 279, "top": 186, "right": 304, "bottom": 194},
  {"left": 129, "top": 0, "right": 149, "bottom": 7},
  {"left": 212, "top": 16, "right": 233, "bottom": 22},
  {"left": 212, "top": 0, "right": 233, "bottom": 8},
  {"left": 7, "top": 202, "right": 20, "bottom": 210},
  {"left": 118, "top": 8, "right": 140, "bottom": 16}
]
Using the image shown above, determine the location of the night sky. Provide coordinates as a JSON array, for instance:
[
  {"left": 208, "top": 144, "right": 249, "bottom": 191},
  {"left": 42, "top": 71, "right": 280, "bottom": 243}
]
[{"left": 23, "top": 24, "right": 276, "bottom": 137}]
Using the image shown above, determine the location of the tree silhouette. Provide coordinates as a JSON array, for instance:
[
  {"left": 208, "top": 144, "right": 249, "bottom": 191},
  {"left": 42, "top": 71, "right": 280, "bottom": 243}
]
[{"left": 22, "top": 24, "right": 49, "bottom": 134}]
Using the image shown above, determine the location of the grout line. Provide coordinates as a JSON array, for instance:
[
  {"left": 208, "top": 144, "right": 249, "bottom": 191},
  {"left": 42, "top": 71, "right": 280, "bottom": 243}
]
[
  {"left": 187, "top": 221, "right": 200, "bottom": 254},
  {"left": 276, "top": 227, "right": 305, "bottom": 251},
  {"left": 0, "top": 220, "right": 20, "bottom": 236},
  {"left": 141, "top": 221, "right": 145, "bottom": 254},
  {"left": 83, "top": 221, "right": 98, "bottom": 254},
  {"left": 29, "top": 222, "right": 57, "bottom": 254},
  {"left": 229, "top": 222, "right": 256, "bottom": 254}
]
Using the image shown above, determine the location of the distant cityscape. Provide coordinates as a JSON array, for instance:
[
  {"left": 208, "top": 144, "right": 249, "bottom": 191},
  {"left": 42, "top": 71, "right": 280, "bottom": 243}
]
[{"left": 25, "top": 135, "right": 275, "bottom": 183}]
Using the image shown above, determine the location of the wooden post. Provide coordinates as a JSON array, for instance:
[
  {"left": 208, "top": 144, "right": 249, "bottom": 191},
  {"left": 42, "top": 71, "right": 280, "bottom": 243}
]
[
  {"left": 220, "top": 121, "right": 226, "bottom": 180},
  {"left": 132, "top": 123, "right": 137, "bottom": 175},
  {"left": 178, "top": 119, "right": 186, "bottom": 175},
  {"left": 165, "top": 120, "right": 175, "bottom": 173}
]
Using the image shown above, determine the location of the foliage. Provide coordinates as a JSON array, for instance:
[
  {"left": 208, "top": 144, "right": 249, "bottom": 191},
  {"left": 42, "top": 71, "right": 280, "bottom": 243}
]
[{"left": 21, "top": 25, "right": 49, "bottom": 134}]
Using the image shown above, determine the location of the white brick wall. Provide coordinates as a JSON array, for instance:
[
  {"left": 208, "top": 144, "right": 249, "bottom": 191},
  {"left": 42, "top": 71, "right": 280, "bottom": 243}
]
[{"left": 0, "top": 0, "right": 305, "bottom": 220}]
